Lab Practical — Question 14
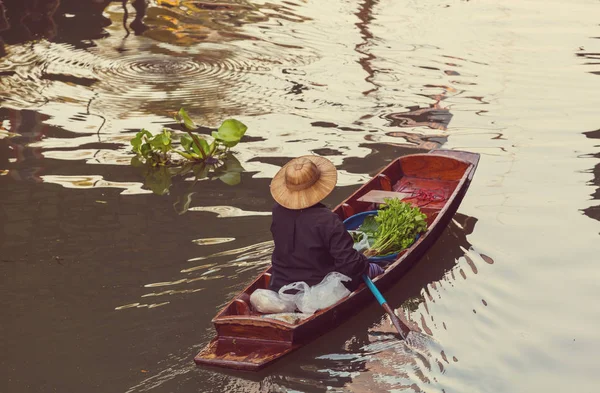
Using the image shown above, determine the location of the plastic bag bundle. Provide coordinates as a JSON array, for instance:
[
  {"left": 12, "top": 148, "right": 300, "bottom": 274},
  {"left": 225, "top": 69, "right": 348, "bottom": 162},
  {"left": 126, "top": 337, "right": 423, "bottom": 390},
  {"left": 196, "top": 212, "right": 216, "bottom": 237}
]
[
  {"left": 349, "top": 230, "right": 370, "bottom": 252},
  {"left": 249, "top": 289, "right": 296, "bottom": 314},
  {"left": 279, "top": 272, "right": 351, "bottom": 314}
]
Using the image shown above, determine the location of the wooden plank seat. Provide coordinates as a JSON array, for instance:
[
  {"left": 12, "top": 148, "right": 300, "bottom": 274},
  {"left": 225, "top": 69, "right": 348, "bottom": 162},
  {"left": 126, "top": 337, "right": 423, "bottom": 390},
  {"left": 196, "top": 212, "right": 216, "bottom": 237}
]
[{"left": 357, "top": 190, "right": 412, "bottom": 204}]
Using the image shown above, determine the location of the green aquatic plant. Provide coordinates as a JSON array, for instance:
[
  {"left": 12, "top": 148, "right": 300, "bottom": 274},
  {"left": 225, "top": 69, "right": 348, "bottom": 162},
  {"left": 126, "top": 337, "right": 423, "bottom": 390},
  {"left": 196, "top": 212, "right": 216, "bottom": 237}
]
[
  {"left": 176, "top": 108, "right": 247, "bottom": 163},
  {"left": 130, "top": 108, "right": 248, "bottom": 199},
  {"left": 131, "top": 128, "right": 173, "bottom": 166},
  {"left": 131, "top": 108, "right": 247, "bottom": 167}
]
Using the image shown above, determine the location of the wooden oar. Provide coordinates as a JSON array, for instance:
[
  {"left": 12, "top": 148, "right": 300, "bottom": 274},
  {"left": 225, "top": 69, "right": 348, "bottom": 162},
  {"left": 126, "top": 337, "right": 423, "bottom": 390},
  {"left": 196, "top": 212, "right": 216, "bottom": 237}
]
[{"left": 363, "top": 275, "right": 411, "bottom": 340}]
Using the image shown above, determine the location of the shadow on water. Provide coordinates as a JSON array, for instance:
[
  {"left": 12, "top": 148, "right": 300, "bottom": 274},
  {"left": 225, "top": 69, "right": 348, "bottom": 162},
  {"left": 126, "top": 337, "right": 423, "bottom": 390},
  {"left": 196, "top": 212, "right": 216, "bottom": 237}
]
[{"left": 583, "top": 128, "right": 600, "bottom": 222}]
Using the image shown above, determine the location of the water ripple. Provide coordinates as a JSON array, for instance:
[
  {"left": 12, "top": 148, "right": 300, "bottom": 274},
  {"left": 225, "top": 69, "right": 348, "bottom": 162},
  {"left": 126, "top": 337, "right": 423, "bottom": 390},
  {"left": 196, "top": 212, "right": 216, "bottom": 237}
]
[
  {"left": 40, "top": 174, "right": 149, "bottom": 194},
  {"left": 191, "top": 237, "right": 235, "bottom": 246},
  {"left": 187, "top": 205, "right": 271, "bottom": 218}
]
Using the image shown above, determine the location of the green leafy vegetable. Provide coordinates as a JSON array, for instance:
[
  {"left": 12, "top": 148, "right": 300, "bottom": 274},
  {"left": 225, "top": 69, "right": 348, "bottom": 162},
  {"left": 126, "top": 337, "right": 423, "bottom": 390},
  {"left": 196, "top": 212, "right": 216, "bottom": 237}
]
[
  {"left": 349, "top": 215, "right": 379, "bottom": 250},
  {"left": 366, "top": 198, "right": 428, "bottom": 256},
  {"left": 359, "top": 215, "right": 379, "bottom": 237}
]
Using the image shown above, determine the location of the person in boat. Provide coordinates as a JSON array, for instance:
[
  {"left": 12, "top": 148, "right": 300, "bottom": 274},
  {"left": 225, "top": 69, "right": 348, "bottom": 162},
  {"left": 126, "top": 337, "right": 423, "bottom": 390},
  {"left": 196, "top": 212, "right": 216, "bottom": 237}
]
[{"left": 268, "top": 155, "right": 384, "bottom": 292}]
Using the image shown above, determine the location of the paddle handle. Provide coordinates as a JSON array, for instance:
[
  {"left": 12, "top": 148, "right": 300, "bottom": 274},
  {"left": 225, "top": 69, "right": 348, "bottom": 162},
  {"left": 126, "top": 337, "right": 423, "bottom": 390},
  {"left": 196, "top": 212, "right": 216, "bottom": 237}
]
[
  {"left": 363, "top": 274, "right": 386, "bottom": 305},
  {"left": 363, "top": 275, "right": 410, "bottom": 340}
]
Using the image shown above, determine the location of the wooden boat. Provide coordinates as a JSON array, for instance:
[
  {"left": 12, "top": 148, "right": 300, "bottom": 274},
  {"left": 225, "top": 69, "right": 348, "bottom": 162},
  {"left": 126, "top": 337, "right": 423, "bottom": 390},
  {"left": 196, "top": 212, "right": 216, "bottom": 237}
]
[{"left": 194, "top": 149, "right": 480, "bottom": 371}]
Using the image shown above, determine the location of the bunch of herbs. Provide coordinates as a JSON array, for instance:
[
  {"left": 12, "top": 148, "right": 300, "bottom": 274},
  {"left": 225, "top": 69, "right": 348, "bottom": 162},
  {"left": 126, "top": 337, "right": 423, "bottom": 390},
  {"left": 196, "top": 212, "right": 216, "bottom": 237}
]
[{"left": 365, "top": 198, "right": 427, "bottom": 256}]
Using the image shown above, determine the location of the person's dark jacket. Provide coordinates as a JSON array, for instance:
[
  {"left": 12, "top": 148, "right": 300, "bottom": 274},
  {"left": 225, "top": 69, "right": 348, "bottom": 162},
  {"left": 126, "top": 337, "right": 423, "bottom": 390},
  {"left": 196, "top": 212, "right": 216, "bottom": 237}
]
[{"left": 269, "top": 202, "right": 370, "bottom": 292}]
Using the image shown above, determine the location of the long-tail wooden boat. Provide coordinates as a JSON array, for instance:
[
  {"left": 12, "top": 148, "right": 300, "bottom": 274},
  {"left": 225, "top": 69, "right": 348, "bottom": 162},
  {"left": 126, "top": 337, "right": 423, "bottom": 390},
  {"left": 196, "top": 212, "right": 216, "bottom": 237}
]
[{"left": 194, "top": 149, "right": 480, "bottom": 371}]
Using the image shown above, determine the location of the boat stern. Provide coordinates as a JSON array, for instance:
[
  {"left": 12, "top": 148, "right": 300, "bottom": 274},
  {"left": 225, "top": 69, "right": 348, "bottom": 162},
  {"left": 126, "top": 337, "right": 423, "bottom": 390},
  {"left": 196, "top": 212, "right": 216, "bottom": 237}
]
[
  {"left": 195, "top": 316, "right": 299, "bottom": 371},
  {"left": 194, "top": 336, "right": 299, "bottom": 371}
]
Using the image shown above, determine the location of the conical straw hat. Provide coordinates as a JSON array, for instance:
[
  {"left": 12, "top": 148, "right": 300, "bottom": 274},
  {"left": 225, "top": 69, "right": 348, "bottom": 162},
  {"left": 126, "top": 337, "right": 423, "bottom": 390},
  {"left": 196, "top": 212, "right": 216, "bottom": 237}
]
[{"left": 270, "top": 155, "right": 338, "bottom": 210}]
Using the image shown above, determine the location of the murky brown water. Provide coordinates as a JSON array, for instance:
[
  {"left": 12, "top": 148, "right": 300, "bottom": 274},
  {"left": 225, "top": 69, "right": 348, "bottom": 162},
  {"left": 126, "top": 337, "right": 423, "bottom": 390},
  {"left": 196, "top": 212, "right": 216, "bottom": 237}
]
[{"left": 1, "top": 0, "right": 599, "bottom": 392}]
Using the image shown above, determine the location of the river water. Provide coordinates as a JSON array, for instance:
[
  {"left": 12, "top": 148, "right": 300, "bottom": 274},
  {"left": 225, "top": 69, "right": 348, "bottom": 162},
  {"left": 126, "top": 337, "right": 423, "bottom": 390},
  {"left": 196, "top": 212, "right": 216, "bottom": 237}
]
[{"left": 1, "top": 0, "right": 599, "bottom": 392}]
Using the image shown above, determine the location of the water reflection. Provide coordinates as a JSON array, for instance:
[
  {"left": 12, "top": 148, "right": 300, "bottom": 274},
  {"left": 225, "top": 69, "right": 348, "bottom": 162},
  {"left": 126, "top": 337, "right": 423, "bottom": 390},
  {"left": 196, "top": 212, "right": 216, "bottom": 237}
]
[
  {"left": 116, "top": 238, "right": 274, "bottom": 311},
  {"left": 0, "top": 0, "right": 150, "bottom": 48},
  {"left": 583, "top": 127, "right": 600, "bottom": 222},
  {"left": 187, "top": 205, "right": 271, "bottom": 218},
  {"left": 0, "top": 0, "right": 60, "bottom": 50},
  {"left": 141, "top": 1, "right": 280, "bottom": 45},
  {"left": 131, "top": 151, "right": 244, "bottom": 196},
  {"left": 0, "top": 109, "right": 50, "bottom": 182},
  {"left": 192, "top": 237, "right": 235, "bottom": 246},
  {"left": 576, "top": 48, "right": 600, "bottom": 76},
  {"left": 0, "top": 0, "right": 315, "bottom": 121}
]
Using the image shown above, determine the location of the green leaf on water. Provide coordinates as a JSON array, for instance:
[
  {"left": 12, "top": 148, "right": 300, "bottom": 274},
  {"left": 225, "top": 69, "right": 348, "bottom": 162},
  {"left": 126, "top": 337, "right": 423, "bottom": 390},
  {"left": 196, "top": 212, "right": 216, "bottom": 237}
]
[
  {"left": 130, "top": 108, "right": 248, "bottom": 195},
  {"left": 180, "top": 135, "right": 207, "bottom": 159},
  {"left": 215, "top": 153, "right": 244, "bottom": 185},
  {"left": 161, "top": 130, "right": 170, "bottom": 146},
  {"left": 173, "top": 150, "right": 195, "bottom": 160},
  {"left": 195, "top": 138, "right": 210, "bottom": 156},
  {"left": 140, "top": 143, "right": 152, "bottom": 158},
  {"left": 180, "top": 135, "right": 194, "bottom": 154},
  {"left": 131, "top": 129, "right": 152, "bottom": 154},
  {"left": 148, "top": 130, "right": 172, "bottom": 153},
  {"left": 176, "top": 108, "right": 196, "bottom": 130},
  {"left": 212, "top": 119, "right": 247, "bottom": 148}
]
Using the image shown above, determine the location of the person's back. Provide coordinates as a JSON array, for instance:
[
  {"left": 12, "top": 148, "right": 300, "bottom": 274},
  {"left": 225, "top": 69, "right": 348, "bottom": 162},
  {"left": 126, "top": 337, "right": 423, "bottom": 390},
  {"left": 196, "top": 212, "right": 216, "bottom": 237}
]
[
  {"left": 270, "top": 203, "right": 370, "bottom": 291},
  {"left": 268, "top": 156, "right": 383, "bottom": 292}
]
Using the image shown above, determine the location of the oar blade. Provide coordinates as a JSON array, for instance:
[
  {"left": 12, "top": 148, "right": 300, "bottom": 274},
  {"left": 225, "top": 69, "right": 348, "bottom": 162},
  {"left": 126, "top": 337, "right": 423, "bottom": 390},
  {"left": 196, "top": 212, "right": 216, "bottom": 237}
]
[
  {"left": 382, "top": 303, "right": 410, "bottom": 339},
  {"left": 363, "top": 275, "right": 412, "bottom": 340}
]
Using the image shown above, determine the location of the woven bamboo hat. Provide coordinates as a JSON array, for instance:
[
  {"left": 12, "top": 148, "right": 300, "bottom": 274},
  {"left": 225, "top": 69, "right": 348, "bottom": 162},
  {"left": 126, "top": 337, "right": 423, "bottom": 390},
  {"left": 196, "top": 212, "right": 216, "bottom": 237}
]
[{"left": 270, "top": 155, "right": 338, "bottom": 210}]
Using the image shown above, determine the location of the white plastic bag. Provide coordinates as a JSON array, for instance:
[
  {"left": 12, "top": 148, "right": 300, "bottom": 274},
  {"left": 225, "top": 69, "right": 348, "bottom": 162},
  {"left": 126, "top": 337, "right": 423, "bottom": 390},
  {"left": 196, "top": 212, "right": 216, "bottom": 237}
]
[
  {"left": 349, "top": 230, "right": 370, "bottom": 252},
  {"left": 279, "top": 272, "right": 351, "bottom": 314},
  {"left": 250, "top": 289, "right": 296, "bottom": 314}
]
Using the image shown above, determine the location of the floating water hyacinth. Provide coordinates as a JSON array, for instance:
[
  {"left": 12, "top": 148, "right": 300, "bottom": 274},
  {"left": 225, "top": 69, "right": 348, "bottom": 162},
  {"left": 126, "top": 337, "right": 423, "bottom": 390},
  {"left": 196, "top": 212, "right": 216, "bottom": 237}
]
[
  {"left": 131, "top": 108, "right": 247, "bottom": 168},
  {"left": 129, "top": 108, "right": 247, "bottom": 199}
]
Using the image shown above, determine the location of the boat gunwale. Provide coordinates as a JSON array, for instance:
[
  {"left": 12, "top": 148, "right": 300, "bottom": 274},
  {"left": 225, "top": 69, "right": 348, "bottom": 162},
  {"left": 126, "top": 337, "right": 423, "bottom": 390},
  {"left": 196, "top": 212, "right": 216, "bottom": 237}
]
[{"left": 210, "top": 153, "right": 475, "bottom": 329}]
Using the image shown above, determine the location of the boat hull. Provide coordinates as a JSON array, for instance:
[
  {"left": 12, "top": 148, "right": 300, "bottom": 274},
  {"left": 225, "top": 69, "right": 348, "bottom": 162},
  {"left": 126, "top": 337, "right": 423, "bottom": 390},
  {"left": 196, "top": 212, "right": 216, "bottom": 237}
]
[{"left": 195, "top": 149, "right": 479, "bottom": 370}]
